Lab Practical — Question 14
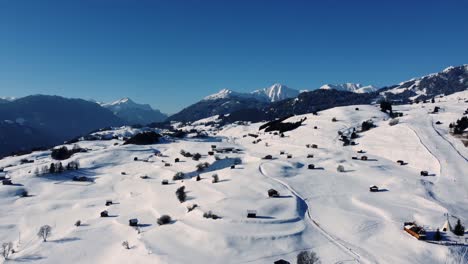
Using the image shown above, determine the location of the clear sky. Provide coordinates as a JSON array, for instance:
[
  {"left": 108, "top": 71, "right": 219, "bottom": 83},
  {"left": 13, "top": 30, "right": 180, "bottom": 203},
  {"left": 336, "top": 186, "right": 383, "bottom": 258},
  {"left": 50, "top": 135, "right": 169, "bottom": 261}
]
[{"left": 1, "top": 0, "right": 467, "bottom": 113}]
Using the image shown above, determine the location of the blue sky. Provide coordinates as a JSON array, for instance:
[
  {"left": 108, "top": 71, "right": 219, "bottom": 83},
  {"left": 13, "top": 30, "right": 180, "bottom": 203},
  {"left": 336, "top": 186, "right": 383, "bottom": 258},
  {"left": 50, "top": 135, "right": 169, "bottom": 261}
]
[{"left": 1, "top": 0, "right": 467, "bottom": 113}]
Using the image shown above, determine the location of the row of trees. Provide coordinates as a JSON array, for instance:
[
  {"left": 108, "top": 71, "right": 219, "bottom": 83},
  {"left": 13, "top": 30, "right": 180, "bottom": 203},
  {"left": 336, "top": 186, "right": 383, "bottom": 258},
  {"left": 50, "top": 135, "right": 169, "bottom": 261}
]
[{"left": 34, "top": 161, "right": 80, "bottom": 175}]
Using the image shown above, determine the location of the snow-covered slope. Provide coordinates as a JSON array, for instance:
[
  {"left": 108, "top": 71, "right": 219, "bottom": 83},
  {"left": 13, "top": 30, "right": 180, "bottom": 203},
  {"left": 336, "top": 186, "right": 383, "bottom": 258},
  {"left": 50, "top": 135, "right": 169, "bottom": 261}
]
[
  {"left": 320, "top": 83, "right": 379, "bottom": 93},
  {"left": 1, "top": 91, "right": 467, "bottom": 264}
]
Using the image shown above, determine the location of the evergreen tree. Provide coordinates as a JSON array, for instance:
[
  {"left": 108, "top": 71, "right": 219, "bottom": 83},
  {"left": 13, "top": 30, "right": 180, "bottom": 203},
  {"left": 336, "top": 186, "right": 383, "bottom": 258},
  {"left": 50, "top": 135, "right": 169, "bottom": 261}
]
[
  {"left": 49, "top": 163, "right": 56, "bottom": 173},
  {"left": 453, "top": 219, "right": 465, "bottom": 236},
  {"left": 434, "top": 228, "right": 442, "bottom": 241}
]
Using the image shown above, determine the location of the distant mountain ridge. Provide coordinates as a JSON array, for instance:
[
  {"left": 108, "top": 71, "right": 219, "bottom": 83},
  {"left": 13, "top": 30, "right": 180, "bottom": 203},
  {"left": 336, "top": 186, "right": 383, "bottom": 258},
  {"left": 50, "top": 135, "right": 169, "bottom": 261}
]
[
  {"left": 0, "top": 95, "right": 124, "bottom": 157},
  {"left": 204, "top": 83, "right": 301, "bottom": 103},
  {"left": 379, "top": 64, "right": 468, "bottom": 102},
  {"left": 101, "top": 97, "right": 167, "bottom": 125},
  {"left": 320, "top": 83, "right": 378, "bottom": 93},
  {"left": 170, "top": 65, "right": 468, "bottom": 122}
]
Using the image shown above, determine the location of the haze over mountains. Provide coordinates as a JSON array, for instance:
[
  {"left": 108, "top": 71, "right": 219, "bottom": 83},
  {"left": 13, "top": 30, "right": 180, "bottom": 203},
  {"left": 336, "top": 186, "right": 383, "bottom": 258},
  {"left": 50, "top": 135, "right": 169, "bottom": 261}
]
[{"left": 1, "top": 64, "right": 467, "bottom": 157}]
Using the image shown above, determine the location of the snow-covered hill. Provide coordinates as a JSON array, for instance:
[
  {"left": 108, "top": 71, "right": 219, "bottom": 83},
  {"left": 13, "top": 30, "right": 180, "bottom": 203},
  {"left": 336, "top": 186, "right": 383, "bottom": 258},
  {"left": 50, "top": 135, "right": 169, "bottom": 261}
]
[
  {"left": 1, "top": 91, "right": 467, "bottom": 263},
  {"left": 320, "top": 83, "right": 379, "bottom": 93}
]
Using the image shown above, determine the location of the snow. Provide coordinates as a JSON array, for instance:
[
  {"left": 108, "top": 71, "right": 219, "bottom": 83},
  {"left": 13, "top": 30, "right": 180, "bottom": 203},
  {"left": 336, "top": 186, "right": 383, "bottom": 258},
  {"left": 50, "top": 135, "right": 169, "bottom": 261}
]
[
  {"left": 1, "top": 91, "right": 467, "bottom": 263},
  {"left": 203, "top": 84, "right": 300, "bottom": 102},
  {"left": 320, "top": 83, "right": 379, "bottom": 93},
  {"left": 101, "top": 98, "right": 154, "bottom": 111}
]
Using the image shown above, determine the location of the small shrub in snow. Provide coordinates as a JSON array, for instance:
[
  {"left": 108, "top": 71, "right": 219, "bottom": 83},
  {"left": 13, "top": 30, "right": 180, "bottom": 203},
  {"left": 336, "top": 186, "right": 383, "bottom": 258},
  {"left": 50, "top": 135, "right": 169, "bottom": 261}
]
[
  {"left": 337, "top": 165, "right": 345, "bottom": 173},
  {"left": 173, "top": 172, "right": 185, "bottom": 181},
  {"left": 203, "top": 211, "right": 220, "bottom": 220},
  {"left": 332, "top": 117, "right": 337, "bottom": 122},
  {"left": 157, "top": 215, "right": 172, "bottom": 225},
  {"left": 187, "top": 204, "right": 198, "bottom": 212},
  {"left": 192, "top": 153, "right": 202, "bottom": 161},
  {"left": 75, "top": 220, "right": 81, "bottom": 227},
  {"left": 212, "top": 174, "right": 219, "bottom": 183},
  {"left": 196, "top": 175, "right": 201, "bottom": 181},
  {"left": 388, "top": 118, "right": 399, "bottom": 126},
  {"left": 297, "top": 250, "right": 321, "bottom": 264},
  {"left": 37, "top": 225, "right": 52, "bottom": 242},
  {"left": 361, "top": 120, "right": 375, "bottom": 132},
  {"left": 122, "top": 241, "right": 130, "bottom": 250}
]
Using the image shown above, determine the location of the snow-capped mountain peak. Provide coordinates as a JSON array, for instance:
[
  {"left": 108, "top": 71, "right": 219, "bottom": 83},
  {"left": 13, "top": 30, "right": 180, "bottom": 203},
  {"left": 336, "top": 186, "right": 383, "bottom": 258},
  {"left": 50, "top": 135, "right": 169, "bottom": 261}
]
[
  {"left": 101, "top": 97, "right": 152, "bottom": 111},
  {"left": 203, "top": 89, "right": 242, "bottom": 100},
  {"left": 251, "top": 83, "right": 301, "bottom": 102},
  {"left": 320, "top": 83, "right": 378, "bottom": 93},
  {"left": 203, "top": 84, "right": 301, "bottom": 103}
]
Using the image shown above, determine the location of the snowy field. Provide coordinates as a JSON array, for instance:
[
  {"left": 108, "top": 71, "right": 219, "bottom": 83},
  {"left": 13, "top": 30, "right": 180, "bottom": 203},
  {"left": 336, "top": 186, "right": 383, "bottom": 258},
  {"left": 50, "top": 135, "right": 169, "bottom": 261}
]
[{"left": 1, "top": 91, "right": 467, "bottom": 264}]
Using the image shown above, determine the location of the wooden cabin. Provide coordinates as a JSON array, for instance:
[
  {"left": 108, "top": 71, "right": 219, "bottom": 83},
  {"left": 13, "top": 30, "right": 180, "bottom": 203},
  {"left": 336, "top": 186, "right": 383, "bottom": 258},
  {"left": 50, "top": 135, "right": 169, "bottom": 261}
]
[
  {"left": 280, "top": 151, "right": 285, "bottom": 155},
  {"left": 307, "top": 154, "right": 314, "bottom": 158},
  {"left": 100, "top": 210, "right": 109, "bottom": 217},
  {"left": 403, "top": 222, "right": 426, "bottom": 240},
  {"left": 397, "top": 160, "right": 405, "bottom": 165},
  {"left": 208, "top": 151, "right": 214, "bottom": 156},
  {"left": 164, "top": 163, "right": 171, "bottom": 167},
  {"left": 230, "top": 165, "right": 235, "bottom": 169},
  {"left": 311, "top": 144, "right": 318, "bottom": 149},
  {"left": 268, "top": 189, "right": 279, "bottom": 197},
  {"left": 263, "top": 155, "right": 273, "bottom": 160},
  {"left": 129, "top": 218, "right": 139, "bottom": 227},
  {"left": 161, "top": 179, "right": 169, "bottom": 185},
  {"left": 308, "top": 164, "right": 315, "bottom": 170},
  {"left": 287, "top": 154, "right": 292, "bottom": 159},
  {"left": 274, "top": 260, "right": 290, "bottom": 264},
  {"left": 134, "top": 157, "right": 138, "bottom": 161},
  {"left": 121, "top": 172, "right": 127, "bottom": 175},
  {"left": 175, "top": 158, "right": 180, "bottom": 163},
  {"left": 2, "top": 179, "right": 12, "bottom": 185},
  {"left": 369, "top": 185, "right": 379, "bottom": 192},
  {"left": 247, "top": 210, "right": 257, "bottom": 218},
  {"left": 105, "top": 200, "right": 113, "bottom": 206},
  {"left": 352, "top": 156, "right": 358, "bottom": 160},
  {"left": 361, "top": 156, "right": 368, "bottom": 161},
  {"left": 306, "top": 144, "right": 311, "bottom": 148},
  {"left": 140, "top": 175, "right": 150, "bottom": 179},
  {"left": 357, "top": 150, "right": 365, "bottom": 154},
  {"left": 211, "top": 145, "right": 217, "bottom": 149},
  {"left": 420, "top": 171, "right": 429, "bottom": 176},
  {"left": 435, "top": 121, "right": 442, "bottom": 125},
  {"left": 314, "top": 126, "right": 318, "bottom": 129}
]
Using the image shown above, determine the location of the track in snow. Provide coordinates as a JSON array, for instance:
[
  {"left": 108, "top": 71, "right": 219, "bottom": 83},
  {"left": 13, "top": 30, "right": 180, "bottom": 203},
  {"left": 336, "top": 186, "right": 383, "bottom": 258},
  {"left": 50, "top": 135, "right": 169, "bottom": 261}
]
[{"left": 258, "top": 162, "right": 375, "bottom": 264}]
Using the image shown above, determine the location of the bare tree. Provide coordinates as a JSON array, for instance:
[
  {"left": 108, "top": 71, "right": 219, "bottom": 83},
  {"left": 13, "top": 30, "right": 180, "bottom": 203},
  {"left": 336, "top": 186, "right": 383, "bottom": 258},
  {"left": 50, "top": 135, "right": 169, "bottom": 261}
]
[
  {"left": 122, "top": 241, "right": 130, "bottom": 250},
  {"left": 37, "top": 225, "right": 52, "bottom": 242},
  {"left": 297, "top": 250, "right": 321, "bottom": 264},
  {"left": 1, "top": 242, "right": 13, "bottom": 260}
]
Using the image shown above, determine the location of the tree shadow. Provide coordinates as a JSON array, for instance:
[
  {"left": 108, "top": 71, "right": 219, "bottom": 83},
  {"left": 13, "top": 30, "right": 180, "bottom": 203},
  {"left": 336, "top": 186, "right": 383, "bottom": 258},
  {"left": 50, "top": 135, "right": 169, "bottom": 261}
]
[
  {"left": 217, "top": 179, "right": 231, "bottom": 183},
  {"left": 376, "top": 189, "right": 389, "bottom": 192},
  {"left": 275, "top": 195, "right": 293, "bottom": 199},
  {"left": 12, "top": 254, "right": 45, "bottom": 262},
  {"left": 51, "top": 237, "right": 81, "bottom": 243},
  {"left": 254, "top": 216, "right": 275, "bottom": 219}
]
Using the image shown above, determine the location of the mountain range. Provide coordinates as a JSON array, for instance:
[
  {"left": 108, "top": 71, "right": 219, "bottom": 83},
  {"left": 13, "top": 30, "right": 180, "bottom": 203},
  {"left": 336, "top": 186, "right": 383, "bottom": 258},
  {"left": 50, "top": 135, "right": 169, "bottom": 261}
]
[
  {"left": 1, "top": 64, "right": 467, "bottom": 156},
  {"left": 100, "top": 97, "right": 167, "bottom": 125}
]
